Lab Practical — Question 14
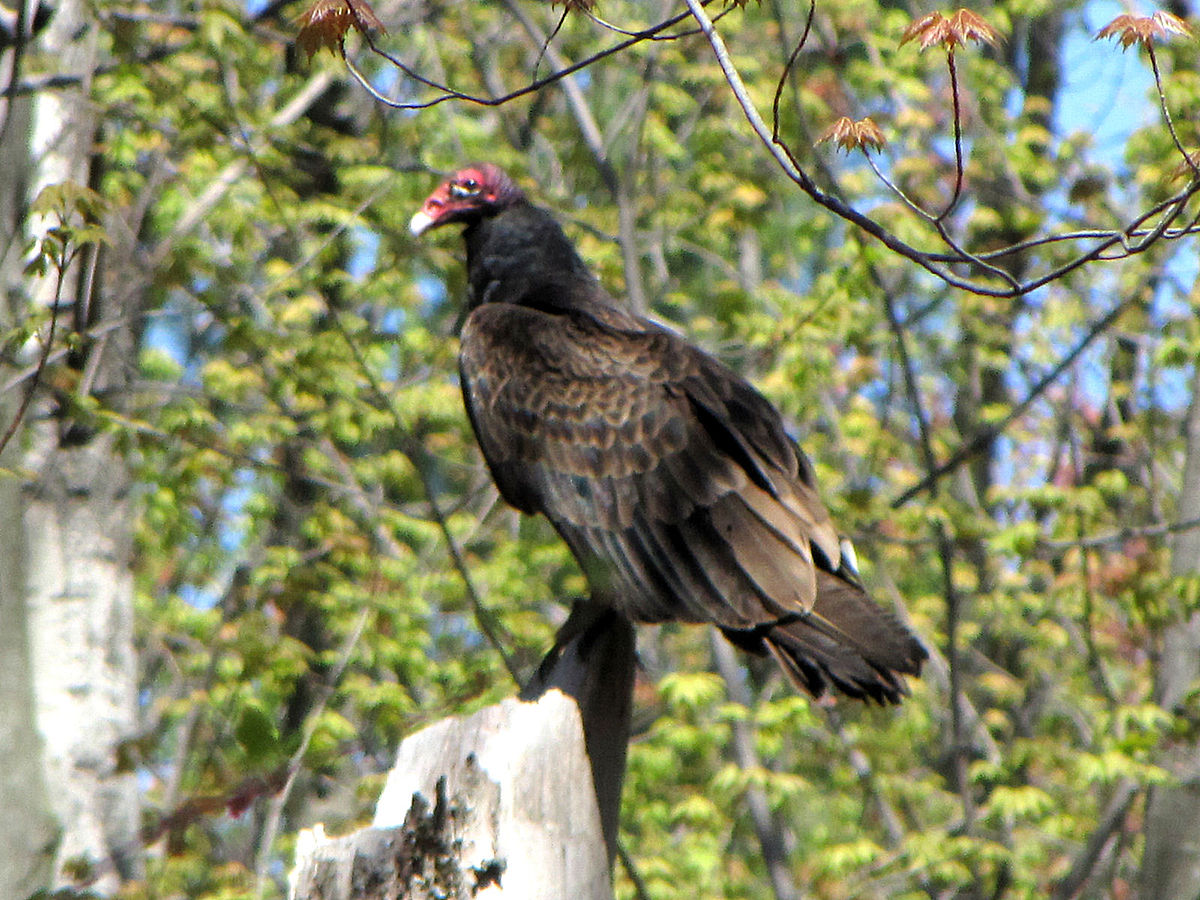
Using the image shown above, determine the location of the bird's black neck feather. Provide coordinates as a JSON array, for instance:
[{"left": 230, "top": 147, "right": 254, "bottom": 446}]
[{"left": 464, "top": 203, "right": 606, "bottom": 314}]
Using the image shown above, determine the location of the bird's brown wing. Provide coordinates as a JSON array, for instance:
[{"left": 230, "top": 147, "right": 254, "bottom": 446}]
[{"left": 459, "top": 302, "right": 926, "bottom": 701}]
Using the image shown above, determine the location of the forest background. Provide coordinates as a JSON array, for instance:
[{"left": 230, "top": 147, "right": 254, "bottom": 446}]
[{"left": 2, "top": 0, "right": 1200, "bottom": 897}]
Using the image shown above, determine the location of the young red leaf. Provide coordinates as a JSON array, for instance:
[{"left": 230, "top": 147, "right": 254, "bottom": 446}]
[
  {"left": 296, "top": 0, "right": 386, "bottom": 60},
  {"left": 901, "top": 9, "right": 1001, "bottom": 52},
  {"left": 817, "top": 116, "right": 887, "bottom": 153},
  {"left": 1096, "top": 11, "right": 1191, "bottom": 49}
]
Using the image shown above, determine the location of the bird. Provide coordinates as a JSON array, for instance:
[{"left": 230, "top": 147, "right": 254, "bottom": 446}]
[{"left": 410, "top": 163, "right": 927, "bottom": 703}]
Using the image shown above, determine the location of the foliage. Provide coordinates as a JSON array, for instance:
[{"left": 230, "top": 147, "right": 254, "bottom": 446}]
[{"left": 5, "top": 0, "right": 1200, "bottom": 898}]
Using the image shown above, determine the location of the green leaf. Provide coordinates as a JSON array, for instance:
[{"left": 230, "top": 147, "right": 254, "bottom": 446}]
[
  {"left": 235, "top": 702, "right": 281, "bottom": 766},
  {"left": 658, "top": 671, "right": 725, "bottom": 711}
]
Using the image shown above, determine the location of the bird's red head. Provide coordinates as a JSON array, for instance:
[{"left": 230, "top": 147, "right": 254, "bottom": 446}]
[{"left": 410, "top": 164, "right": 526, "bottom": 237}]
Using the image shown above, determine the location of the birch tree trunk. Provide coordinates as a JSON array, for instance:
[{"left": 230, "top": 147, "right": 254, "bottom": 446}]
[
  {"left": 0, "top": 122, "right": 59, "bottom": 895},
  {"left": 0, "top": 0, "right": 142, "bottom": 891},
  {"left": 0, "top": 456, "right": 58, "bottom": 900},
  {"left": 0, "top": 12, "right": 61, "bottom": 898},
  {"left": 1140, "top": 361, "right": 1200, "bottom": 899}
]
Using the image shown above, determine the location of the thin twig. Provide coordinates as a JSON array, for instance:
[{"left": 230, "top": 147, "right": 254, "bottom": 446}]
[
  {"left": 861, "top": 141, "right": 1021, "bottom": 289},
  {"left": 0, "top": 0, "right": 32, "bottom": 150},
  {"left": 616, "top": 839, "right": 653, "bottom": 900},
  {"left": 874, "top": 262, "right": 976, "bottom": 835},
  {"left": 863, "top": 151, "right": 934, "bottom": 218},
  {"left": 1075, "top": 519, "right": 1117, "bottom": 706},
  {"left": 531, "top": 8, "right": 570, "bottom": 81},
  {"left": 1051, "top": 779, "right": 1139, "bottom": 900},
  {"left": 0, "top": 253, "right": 68, "bottom": 458},
  {"left": 711, "top": 634, "right": 800, "bottom": 900},
  {"left": 500, "top": 0, "right": 648, "bottom": 312},
  {"left": 1148, "top": 44, "right": 1200, "bottom": 177},
  {"left": 326, "top": 309, "right": 522, "bottom": 685},
  {"left": 255, "top": 606, "right": 372, "bottom": 898},
  {"left": 350, "top": 5, "right": 708, "bottom": 112},
  {"left": 770, "top": 0, "right": 815, "bottom": 144},
  {"left": 891, "top": 295, "right": 1136, "bottom": 507},
  {"left": 936, "top": 49, "right": 966, "bottom": 223},
  {"left": 920, "top": 218, "right": 1200, "bottom": 264},
  {"left": 932, "top": 218, "right": 1021, "bottom": 288},
  {"left": 582, "top": 5, "right": 732, "bottom": 40},
  {"left": 1038, "top": 514, "right": 1200, "bottom": 550}
]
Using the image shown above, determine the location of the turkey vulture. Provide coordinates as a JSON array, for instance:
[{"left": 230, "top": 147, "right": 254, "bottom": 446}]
[{"left": 411, "top": 164, "right": 927, "bottom": 703}]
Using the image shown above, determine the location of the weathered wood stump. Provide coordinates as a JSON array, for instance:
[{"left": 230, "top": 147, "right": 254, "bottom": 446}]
[{"left": 289, "top": 603, "right": 635, "bottom": 900}]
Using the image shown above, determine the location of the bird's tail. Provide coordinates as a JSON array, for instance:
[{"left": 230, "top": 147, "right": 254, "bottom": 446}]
[{"left": 726, "top": 570, "right": 927, "bottom": 704}]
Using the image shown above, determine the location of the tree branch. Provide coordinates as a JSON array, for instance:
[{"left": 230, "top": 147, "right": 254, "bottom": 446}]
[
  {"left": 891, "top": 295, "right": 1135, "bottom": 507},
  {"left": 1052, "top": 779, "right": 1139, "bottom": 900},
  {"left": 682, "top": 0, "right": 1200, "bottom": 298}
]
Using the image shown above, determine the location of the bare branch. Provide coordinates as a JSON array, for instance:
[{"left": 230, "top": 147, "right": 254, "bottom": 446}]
[
  {"left": 1146, "top": 45, "right": 1199, "bottom": 177},
  {"left": 1038, "top": 515, "right": 1200, "bottom": 551},
  {"left": 770, "top": 0, "right": 814, "bottom": 146},
  {"left": 255, "top": 606, "right": 372, "bottom": 897},
  {"left": 351, "top": 6, "right": 707, "bottom": 111}
]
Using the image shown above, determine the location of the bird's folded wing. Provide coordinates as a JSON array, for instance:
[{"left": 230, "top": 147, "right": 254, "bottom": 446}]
[{"left": 458, "top": 302, "right": 849, "bottom": 629}]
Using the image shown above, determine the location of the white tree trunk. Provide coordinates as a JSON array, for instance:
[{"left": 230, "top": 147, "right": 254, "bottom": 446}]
[
  {"left": 0, "top": 0, "right": 141, "bottom": 892},
  {"left": 22, "top": 428, "right": 142, "bottom": 891},
  {"left": 0, "top": 419, "right": 59, "bottom": 900},
  {"left": 0, "top": 18, "right": 60, "bottom": 895}
]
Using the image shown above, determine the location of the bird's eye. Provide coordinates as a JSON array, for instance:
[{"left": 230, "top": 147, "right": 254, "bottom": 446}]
[{"left": 449, "top": 178, "right": 481, "bottom": 199}]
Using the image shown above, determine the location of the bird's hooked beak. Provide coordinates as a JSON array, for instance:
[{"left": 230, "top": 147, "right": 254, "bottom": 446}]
[
  {"left": 410, "top": 180, "right": 456, "bottom": 236},
  {"left": 409, "top": 200, "right": 442, "bottom": 237}
]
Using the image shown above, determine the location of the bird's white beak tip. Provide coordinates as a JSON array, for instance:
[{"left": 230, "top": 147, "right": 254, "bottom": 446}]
[{"left": 410, "top": 211, "right": 435, "bottom": 237}]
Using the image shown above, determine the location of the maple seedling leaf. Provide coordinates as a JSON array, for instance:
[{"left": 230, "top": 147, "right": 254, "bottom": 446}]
[
  {"left": 1096, "top": 11, "right": 1191, "bottom": 49},
  {"left": 817, "top": 116, "right": 887, "bottom": 153},
  {"left": 296, "top": 0, "right": 386, "bottom": 60},
  {"left": 901, "top": 9, "right": 1001, "bottom": 52}
]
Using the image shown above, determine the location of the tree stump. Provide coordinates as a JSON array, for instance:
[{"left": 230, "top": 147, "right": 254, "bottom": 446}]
[{"left": 289, "top": 603, "right": 635, "bottom": 900}]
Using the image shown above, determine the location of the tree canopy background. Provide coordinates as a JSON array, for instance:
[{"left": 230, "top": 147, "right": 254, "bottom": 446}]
[{"left": 2, "top": 0, "right": 1200, "bottom": 897}]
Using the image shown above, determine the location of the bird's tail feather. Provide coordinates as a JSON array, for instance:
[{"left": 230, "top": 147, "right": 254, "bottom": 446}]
[{"left": 729, "top": 570, "right": 927, "bottom": 704}]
